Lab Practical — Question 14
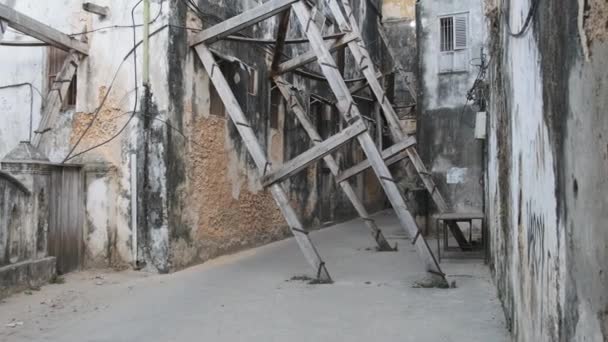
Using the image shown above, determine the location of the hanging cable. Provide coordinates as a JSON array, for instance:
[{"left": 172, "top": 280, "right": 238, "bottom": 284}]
[{"left": 506, "top": 0, "right": 540, "bottom": 38}]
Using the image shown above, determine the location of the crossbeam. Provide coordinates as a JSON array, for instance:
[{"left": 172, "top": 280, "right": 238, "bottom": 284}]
[
  {"left": 189, "top": 0, "right": 298, "bottom": 46},
  {"left": 194, "top": 43, "right": 332, "bottom": 282},
  {"left": 261, "top": 118, "right": 367, "bottom": 187},
  {"left": 330, "top": 0, "right": 470, "bottom": 251},
  {"left": 274, "top": 76, "right": 395, "bottom": 251},
  {"left": 0, "top": 20, "right": 6, "bottom": 41},
  {"left": 0, "top": 4, "right": 88, "bottom": 55},
  {"left": 32, "top": 51, "right": 80, "bottom": 147},
  {"left": 275, "top": 32, "right": 358, "bottom": 75},
  {"left": 336, "top": 136, "right": 417, "bottom": 183},
  {"left": 292, "top": 1, "right": 444, "bottom": 278}
]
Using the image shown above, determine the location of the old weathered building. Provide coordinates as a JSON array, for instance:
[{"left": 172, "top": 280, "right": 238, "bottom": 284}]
[{"left": 0, "top": 0, "right": 606, "bottom": 340}]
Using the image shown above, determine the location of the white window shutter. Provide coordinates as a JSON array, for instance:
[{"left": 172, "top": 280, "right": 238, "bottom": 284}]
[{"left": 454, "top": 14, "right": 468, "bottom": 50}]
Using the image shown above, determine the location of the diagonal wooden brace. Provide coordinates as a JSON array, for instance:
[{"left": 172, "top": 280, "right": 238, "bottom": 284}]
[
  {"left": 336, "top": 136, "right": 417, "bottom": 183},
  {"left": 189, "top": 0, "right": 299, "bottom": 46},
  {"left": 0, "top": 4, "right": 88, "bottom": 54},
  {"left": 275, "top": 32, "right": 358, "bottom": 75},
  {"left": 194, "top": 43, "right": 332, "bottom": 282},
  {"left": 329, "top": 0, "right": 471, "bottom": 251},
  {"left": 273, "top": 75, "right": 396, "bottom": 251},
  {"left": 261, "top": 118, "right": 367, "bottom": 187},
  {"left": 32, "top": 51, "right": 80, "bottom": 147},
  {"left": 291, "top": 1, "right": 444, "bottom": 278}
]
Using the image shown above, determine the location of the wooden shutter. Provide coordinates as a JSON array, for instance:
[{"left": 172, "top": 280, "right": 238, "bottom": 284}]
[{"left": 454, "top": 14, "right": 468, "bottom": 50}]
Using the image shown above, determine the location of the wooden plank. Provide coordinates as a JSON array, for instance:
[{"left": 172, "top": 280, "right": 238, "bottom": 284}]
[
  {"left": 261, "top": 118, "right": 367, "bottom": 187},
  {"left": 270, "top": 9, "right": 291, "bottom": 74},
  {"left": 330, "top": 0, "right": 470, "bottom": 251},
  {"left": 0, "top": 20, "right": 6, "bottom": 41},
  {"left": 189, "top": 0, "right": 298, "bottom": 46},
  {"left": 348, "top": 72, "right": 382, "bottom": 95},
  {"left": 274, "top": 75, "right": 395, "bottom": 251},
  {"left": 194, "top": 43, "right": 332, "bottom": 282},
  {"left": 32, "top": 52, "right": 80, "bottom": 147},
  {"left": 83, "top": 3, "right": 110, "bottom": 17},
  {"left": 292, "top": 1, "right": 444, "bottom": 277},
  {"left": 0, "top": 4, "right": 88, "bottom": 55},
  {"left": 336, "top": 136, "right": 416, "bottom": 183},
  {"left": 275, "top": 32, "right": 358, "bottom": 75}
]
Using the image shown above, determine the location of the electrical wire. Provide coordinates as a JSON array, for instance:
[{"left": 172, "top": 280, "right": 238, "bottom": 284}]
[
  {"left": 0, "top": 82, "right": 43, "bottom": 142},
  {"left": 63, "top": 0, "right": 144, "bottom": 163},
  {"left": 506, "top": 0, "right": 540, "bottom": 38},
  {"left": 69, "top": 0, "right": 164, "bottom": 37}
]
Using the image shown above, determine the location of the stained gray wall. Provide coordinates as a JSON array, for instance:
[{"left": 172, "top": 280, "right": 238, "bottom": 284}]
[
  {"left": 486, "top": 0, "right": 608, "bottom": 340},
  {"left": 416, "top": 0, "right": 486, "bottom": 216}
]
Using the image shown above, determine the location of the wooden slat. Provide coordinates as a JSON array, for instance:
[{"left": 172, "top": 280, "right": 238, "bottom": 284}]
[
  {"left": 194, "top": 43, "right": 332, "bottom": 282},
  {"left": 0, "top": 20, "right": 6, "bottom": 41},
  {"left": 261, "top": 118, "right": 367, "bottom": 187},
  {"left": 275, "top": 32, "right": 358, "bottom": 75},
  {"left": 189, "top": 0, "right": 298, "bottom": 46},
  {"left": 330, "top": 0, "right": 470, "bottom": 251},
  {"left": 0, "top": 4, "right": 88, "bottom": 55},
  {"left": 336, "top": 136, "right": 416, "bottom": 183},
  {"left": 32, "top": 51, "right": 80, "bottom": 147},
  {"left": 292, "top": 1, "right": 444, "bottom": 277},
  {"left": 274, "top": 76, "right": 395, "bottom": 251},
  {"left": 270, "top": 9, "right": 291, "bottom": 74},
  {"left": 82, "top": 3, "right": 110, "bottom": 17}
]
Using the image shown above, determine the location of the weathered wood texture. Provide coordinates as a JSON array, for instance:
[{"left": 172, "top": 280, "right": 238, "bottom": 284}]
[
  {"left": 48, "top": 166, "right": 84, "bottom": 274},
  {"left": 189, "top": 0, "right": 298, "bottom": 46},
  {"left": 336, "top": 136, "right": 417, "bottom": 183},
  {"left": 292, "top": 1, "right": 443, "bottom": 276},
  {"left": 32, "top": 52, "right": 80, "bottom": 147},
  {"left": 276, "top": 33, "right": 358, "bottom": 75},
  {"left": 261, "top": 117, "right": 367, "bottom": 187},
  {"left": 331, "top": 0, "right": 470, "bottom": 250},
  {"left": 0, "top": 4, "right": 88, "bottom": 54},
  {"left": 0, "top": 20, "right": 6, "bottom": 41},
  {"left": 194, "top": 44, "right": 331, "bottom": 282},
  {"left": 82, "top": 3, "right": 110, "bottom": 17},
  {"left": 273, "top": 76, "right": 395, "bottom": 251},
  {"left": 270, "top": 9, "right": 291, "bottom": 74}
]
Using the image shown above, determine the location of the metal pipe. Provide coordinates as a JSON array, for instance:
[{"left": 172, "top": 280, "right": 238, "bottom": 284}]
[{"left": 142, "top": 0, "right": 150, "bottom": 86}]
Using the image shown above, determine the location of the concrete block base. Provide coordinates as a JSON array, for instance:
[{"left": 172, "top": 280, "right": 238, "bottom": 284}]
[{"left": 0, "top": 257, "right": 56, "bottom": 299}]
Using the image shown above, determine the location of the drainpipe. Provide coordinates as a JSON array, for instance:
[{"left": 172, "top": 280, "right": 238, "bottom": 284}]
[{"left": 143, "top": 0, "right": 150, "bottom": 87}]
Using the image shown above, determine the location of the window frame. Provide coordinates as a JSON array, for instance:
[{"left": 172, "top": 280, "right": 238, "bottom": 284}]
[{"left": 437, "top": 12, "right": 470, "bottom": 74}]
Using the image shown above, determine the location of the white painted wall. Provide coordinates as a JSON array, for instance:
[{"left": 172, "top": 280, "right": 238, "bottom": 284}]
[{"left": 0, "top": 0, "right": 171, "bottom": 268}]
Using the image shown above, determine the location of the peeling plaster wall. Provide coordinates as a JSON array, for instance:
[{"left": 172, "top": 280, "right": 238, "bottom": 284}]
[
  {"left": 0, "top": 0, "right": 170, "bottom": 270},
  {"left": 1, "top": 0, "right": 392, "bottom": 273},
  {"left": 486, "top": 0, "right": 608, "bottom": 340},
  {"left": 416, "top": 0, "right": 486, "bottom": 216}
]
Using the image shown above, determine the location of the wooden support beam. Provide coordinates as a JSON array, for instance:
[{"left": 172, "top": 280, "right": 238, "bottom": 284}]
[
  {"left": 0, "top": 4, "right": 88, "bottom": 55},
  {"left": 189, "top": 0, "right": 298, "bottom": 46},
  {"left": 330, "top": 0, "right": 470, "bottom": 251},
  {"left": 273, "top": 75, "right": 395, "bottom": 251},
  {"left": 270, "top": 10, "right": 291, "bottom": 74},
  {"left": 82, "top": 3, "right": 110, "bottom": 18},
  {"left": 261, "top": 118, "right": 367, "bottom": 187},
  {"left": 32, "top": 51, "right": 80, "bottom": 147},
  {"left": 336, "top": 137, "right": 416, "bottom": 183},
  {"left": 275, "top": 32, "right": 358, "bottom": 75},
  {"left": 292, "top": 1, "right": 444, "bottom": 277},
  {"left": 0, "top": 20, "right": 6, "bottom": 41},
  {"left": 223, "top": 32, "right": 345, "bottom": 45},
  {"left": 194, "top": 43, "right": 332, "bottom": 282}
]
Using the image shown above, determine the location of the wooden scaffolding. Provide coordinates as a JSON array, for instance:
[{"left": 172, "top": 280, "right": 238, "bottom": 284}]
[{"left": 190, "top": 0, "right": 472, "bottom": 283}]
